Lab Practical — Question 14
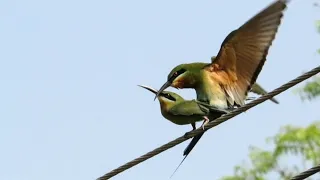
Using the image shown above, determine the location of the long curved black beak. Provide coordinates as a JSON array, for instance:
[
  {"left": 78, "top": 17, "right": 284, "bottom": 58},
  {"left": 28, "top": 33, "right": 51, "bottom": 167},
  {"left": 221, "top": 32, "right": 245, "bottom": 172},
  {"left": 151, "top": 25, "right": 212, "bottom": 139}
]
[
  {"left": 154, "top": 81, "right": 171, "bottom": 100},
  {"left": 138, "top": 85, "right": 158, "bottom": 95}
]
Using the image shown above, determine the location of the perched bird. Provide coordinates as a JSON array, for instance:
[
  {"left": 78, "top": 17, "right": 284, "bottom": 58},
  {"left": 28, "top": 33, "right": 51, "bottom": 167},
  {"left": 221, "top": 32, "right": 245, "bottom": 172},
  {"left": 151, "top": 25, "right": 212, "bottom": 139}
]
[
  {"left": 138, "top": 85, "right": 228, "bottom": 176},
  {"left": 138, "top": 85, "right": 227, "bottom": 130},
  {"left": 155, "top": 0, "right": 287, "bottom": 110}
]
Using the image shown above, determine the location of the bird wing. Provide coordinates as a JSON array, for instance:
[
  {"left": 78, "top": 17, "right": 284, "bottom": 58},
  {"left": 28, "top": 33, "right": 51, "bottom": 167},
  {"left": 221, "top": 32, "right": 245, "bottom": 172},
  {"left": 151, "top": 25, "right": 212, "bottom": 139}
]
[
  {"left": 169, "top": 101, "right": 207, "bottom": 116},
  {"left": 212, "top": 57, "right": 280, "bottom": 104},
  {"left": 204, "top": 0, "right": 287, "bottom": 106}
]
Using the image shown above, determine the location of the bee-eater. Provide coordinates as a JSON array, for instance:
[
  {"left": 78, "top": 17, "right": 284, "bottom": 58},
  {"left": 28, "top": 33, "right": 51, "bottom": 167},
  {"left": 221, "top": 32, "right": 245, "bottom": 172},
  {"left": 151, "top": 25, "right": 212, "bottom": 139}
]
[
  {"left": 138, "top": 85, "right": 228, "bottom": 176},
  {"left": 139, "top": 85, "right": 228, "bottom": 130},
  {"left": 155, "top": 0, "right": 287, "bottom": 109}
]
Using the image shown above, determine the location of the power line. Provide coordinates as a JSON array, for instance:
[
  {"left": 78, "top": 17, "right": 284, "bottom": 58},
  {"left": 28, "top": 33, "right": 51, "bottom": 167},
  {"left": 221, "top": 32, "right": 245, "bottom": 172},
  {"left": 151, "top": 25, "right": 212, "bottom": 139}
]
[
  {"left": 291, "top": 164, "right": 320, "bottom": 180},
  {"left": 97, "top": 66, "right": 320, "bottom": 180}
]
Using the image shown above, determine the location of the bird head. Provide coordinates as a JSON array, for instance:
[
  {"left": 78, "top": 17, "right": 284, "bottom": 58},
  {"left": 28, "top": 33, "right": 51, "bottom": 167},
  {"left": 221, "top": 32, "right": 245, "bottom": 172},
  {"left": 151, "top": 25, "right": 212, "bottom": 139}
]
[
  {"left": 155, "top": 63, "right": 208, "bottom": 100},
  {"left": 138, "top": 85, "right": 184, "bottom": 108}
]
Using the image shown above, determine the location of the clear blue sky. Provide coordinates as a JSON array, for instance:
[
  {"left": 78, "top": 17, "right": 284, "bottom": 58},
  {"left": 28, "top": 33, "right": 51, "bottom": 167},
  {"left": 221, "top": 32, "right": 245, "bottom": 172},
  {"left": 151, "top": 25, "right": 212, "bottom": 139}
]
[{"left": 0, "top": 0, "right": 320, "bottom": 179}]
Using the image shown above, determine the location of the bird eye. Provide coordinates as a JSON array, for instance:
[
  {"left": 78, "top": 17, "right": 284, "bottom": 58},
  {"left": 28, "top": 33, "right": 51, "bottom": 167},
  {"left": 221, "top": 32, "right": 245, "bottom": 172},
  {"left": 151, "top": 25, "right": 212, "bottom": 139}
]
[
  {"left": 165, "top": 93, "right": 176, "bottom": 101},
  {"left": 169, "top": 68, "right": 186, "bottom": 82}
]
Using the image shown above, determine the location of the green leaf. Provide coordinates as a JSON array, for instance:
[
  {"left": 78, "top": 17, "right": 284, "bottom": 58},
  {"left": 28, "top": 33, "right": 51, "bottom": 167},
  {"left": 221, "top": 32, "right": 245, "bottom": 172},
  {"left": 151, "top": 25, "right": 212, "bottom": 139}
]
[
  {"left": 296, "top": 76, "right": 320, "bottom": 101},
  {"left": 220, "top": 122, "right": 320, "bottom": 179}
]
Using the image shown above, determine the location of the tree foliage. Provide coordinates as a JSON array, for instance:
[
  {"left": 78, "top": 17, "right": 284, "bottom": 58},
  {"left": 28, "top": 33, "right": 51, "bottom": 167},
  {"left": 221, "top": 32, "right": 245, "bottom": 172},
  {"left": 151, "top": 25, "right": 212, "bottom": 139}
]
[
  {"left": 220, "top": 123, "right": 320, "bottom": 180},
  {"left": 296, "top": 76, "right": 320, "bottom": 101}
]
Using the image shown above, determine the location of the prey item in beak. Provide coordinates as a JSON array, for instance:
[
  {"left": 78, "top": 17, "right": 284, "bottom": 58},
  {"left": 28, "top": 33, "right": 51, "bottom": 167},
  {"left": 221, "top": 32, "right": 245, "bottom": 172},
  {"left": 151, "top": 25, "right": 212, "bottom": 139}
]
[{"left": 154, "top": 81, "right": 171, "bottom": 101}]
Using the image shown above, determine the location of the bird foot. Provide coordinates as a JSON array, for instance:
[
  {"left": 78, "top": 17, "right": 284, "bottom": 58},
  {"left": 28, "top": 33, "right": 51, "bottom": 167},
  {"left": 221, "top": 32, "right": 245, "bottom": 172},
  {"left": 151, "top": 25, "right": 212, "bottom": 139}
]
[
  {"left": 201, "top": 116, "right": 210, "bottom": 130},
  {"left": 191, "top": 123, "right": 196, "bottom": 131}
]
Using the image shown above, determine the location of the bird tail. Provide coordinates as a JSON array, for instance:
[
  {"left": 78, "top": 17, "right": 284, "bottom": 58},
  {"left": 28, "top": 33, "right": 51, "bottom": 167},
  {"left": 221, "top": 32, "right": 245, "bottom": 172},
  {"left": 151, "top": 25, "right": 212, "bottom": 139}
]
[
  {"left": 183, "top": 132, "right": 204, "bottom": 156},
  {"left": 251, "top": 83, "right": 279, "bottom": 104},
  {"left": 170, "top": 132, "right": 205, "bottom": 178}
]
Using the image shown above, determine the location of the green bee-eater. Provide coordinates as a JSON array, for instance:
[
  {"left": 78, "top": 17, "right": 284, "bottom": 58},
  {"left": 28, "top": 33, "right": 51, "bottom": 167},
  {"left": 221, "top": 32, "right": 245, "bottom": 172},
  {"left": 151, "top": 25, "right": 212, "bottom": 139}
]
[
  {"left": 155, "top": 0, "right": 287, "bottom": 109},
  {"left": 139, "top": 85, "right": 228, "bottom": 129},
  {"left": 139, "top": 85, "right": 229, "bottom": 176}
]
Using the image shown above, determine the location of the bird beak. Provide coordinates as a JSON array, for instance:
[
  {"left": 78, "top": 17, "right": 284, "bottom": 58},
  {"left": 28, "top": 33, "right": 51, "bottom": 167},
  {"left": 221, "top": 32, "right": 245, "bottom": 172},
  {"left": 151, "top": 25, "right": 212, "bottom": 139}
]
[
  {"left": 154, "top": 81, "right": 171, "bottom": 100},
  {"left": 138, "top": 85, "right": 158, "bottom": 95}
]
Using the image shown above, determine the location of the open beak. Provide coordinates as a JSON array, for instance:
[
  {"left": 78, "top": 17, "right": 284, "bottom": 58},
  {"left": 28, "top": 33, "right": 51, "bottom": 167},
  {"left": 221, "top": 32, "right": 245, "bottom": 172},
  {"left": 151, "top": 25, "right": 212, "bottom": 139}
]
[
  {"left": 154, "top": 81, "right": 171, "bottom": 100},
  {"left": 138, "top": 85, "right": 158, "bottom": 95}
]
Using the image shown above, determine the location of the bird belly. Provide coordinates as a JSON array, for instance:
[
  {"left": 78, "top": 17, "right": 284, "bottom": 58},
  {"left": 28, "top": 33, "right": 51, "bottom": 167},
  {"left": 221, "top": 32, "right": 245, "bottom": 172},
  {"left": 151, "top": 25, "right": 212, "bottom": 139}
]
[
  {"left": 197, "top": 72, "right": 229, "bottom": 109},
  {"left": 162, "top": 112, "right": 203, "bottom": 125}
]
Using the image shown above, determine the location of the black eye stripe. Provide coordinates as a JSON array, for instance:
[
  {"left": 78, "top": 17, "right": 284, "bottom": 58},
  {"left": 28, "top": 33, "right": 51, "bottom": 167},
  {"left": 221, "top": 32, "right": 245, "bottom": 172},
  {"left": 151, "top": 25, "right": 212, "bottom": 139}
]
[
  {"left": 164, "top": 93, "right": 176, "bottom": 101},
  {"left": 176, "top": 68, "right": 186, "bottom": 75},
  {"left": 169, "top": 68, "right": 186, "bottom": 82}
]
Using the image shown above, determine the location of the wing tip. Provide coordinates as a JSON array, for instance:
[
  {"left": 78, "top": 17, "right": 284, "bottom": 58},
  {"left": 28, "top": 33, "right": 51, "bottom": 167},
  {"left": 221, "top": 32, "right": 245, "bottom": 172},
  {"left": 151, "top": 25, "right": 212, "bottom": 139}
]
[{"left": 247, "top": 0, "right": 290, "bottom": 97}]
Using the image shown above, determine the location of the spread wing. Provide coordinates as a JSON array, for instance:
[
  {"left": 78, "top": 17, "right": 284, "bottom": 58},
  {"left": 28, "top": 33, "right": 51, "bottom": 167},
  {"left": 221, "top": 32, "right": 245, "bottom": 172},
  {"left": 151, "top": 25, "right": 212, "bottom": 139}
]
[
  {"left": 204, "top": 0, "right": 288, "bottom": 106},
  {"left": 169, "top": 101, "right": 207, "bottom": 116}
]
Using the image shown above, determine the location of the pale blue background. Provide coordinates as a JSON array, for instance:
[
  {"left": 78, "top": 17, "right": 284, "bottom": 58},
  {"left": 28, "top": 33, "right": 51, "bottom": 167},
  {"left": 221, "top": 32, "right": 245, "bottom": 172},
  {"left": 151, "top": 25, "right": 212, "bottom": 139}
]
[{"left": 0, "top": 0, "right": 320, "bottom": 180}]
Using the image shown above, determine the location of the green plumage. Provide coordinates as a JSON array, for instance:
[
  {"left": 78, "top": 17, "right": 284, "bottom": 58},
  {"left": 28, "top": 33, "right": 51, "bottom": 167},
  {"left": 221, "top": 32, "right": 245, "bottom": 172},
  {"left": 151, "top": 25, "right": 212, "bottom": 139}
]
[
  {"left": 139, "top": 85, "right": 211, "bottom": 125},
  {"left": 139, "top": 84, "right": 226, "bottom": 177},
  {"left": 167, "top": 61, "right": 279, "bottom": 104}
]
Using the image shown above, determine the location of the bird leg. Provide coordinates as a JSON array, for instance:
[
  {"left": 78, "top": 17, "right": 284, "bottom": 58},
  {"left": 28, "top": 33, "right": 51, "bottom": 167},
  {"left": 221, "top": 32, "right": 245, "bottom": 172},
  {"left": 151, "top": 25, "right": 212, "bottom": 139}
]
[
  {"left": 191, "top": 122, "right": 196, "bottom": 131},
  {"left": 201, "top": 116, "right": 210, "bottom": 130}
]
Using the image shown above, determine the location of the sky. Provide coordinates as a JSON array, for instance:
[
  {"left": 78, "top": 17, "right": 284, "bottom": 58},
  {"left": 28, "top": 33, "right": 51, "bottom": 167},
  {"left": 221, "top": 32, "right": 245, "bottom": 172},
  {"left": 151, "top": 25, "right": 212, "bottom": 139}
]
[{"left": 0, "top": 0, "right": 320, "bottom": 180}]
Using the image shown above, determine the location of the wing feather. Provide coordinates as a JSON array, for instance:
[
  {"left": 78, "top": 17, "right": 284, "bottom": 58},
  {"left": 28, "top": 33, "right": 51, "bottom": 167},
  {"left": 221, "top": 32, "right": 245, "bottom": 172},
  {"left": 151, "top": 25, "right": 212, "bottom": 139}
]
[{"left": 169, "top": 101, "right": 207, "bottom": 116}]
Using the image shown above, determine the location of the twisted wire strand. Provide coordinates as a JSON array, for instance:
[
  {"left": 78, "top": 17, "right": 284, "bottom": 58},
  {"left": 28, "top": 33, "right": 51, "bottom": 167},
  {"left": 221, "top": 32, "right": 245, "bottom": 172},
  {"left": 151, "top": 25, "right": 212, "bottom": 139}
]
[
  {"left": 97, "top": 66, "right": 320, "bottom": 180},
  {"left": 290, "top": 164, "right": 320, "bottom": 180}
]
